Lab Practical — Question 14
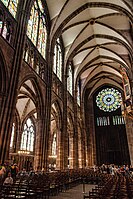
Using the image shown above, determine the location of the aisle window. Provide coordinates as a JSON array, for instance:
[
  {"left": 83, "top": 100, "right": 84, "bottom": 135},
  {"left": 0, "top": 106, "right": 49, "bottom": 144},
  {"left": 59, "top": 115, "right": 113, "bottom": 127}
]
[
  {"left": 20, "top": 118, "right": 35, "bottom": 152},
  {"left": 52, "top": 133, "right": 56, "bottom": 156},
  {"left": 10, "top": 123, "right": 15, "bottom": 148}
]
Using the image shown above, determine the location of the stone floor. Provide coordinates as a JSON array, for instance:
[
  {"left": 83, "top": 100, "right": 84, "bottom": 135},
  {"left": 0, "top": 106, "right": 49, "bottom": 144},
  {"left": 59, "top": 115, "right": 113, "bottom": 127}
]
[{"left": 49, "top": 184, "right": 96, "bottom": 199}]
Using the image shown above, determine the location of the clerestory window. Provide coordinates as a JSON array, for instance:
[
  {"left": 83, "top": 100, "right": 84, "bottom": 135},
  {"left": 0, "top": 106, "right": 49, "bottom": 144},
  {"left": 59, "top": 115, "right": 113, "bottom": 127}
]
[
  {"left": 27, "top": 0, "right": 47, "bottom": 58},
  {"left": 53, "top": 38, "right": 63, "bottom": 81},
  {"left": 1, "top": 0, "right": 18, "bottom": 18}
]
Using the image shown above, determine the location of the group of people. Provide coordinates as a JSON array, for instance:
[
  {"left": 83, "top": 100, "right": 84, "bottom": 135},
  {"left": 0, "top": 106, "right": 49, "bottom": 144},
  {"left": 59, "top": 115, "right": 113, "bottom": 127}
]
[
  {"left": 0, "top": 163, "right": 18, "bottom": 185},
  {"left": 1, "top": 162, "right": 133, "bottom": 186},
  {"left": 0, "top": 163, "right": 46, "bottom": 185},
  {"left": 93, "top": 164, "right": 133, "bottom": 176}
]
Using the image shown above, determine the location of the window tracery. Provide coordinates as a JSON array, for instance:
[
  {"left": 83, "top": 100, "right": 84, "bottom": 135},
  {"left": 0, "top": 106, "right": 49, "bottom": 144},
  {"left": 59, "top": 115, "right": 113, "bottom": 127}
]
[
  {"left": 67, "top": 64, "right": 73, "bottom": 95},
  {"left": 20, "top": 118, "right": 35, "bottom": 152},
  {"left": 10, "top": 123, "right": 15, "bottom": 148},
  {"left": 1, "top": 0, "right": 18, "bottom": 18},
  {"left": 113, "top": 115, "right": 125, "bottom": 125},
  {"left": 0, "top": 9, "right": 12, "bottom": 42},
  {"left": 96, "top": 88, "right": 122, "bottom": 112},
  {"left": 52, "top": 133, "right": 56, "bottom": 156},
  {"left": 23, "top": 41, "right": 46, "bottom": 79},
  {"left": 27, "top": 0, "right": 47, "bottom": 58},
  {"left": 53, "top": 38, "right": 62, "bottom": 81},
  {"left": 77, "top": 81, "right": 80, "bottom": 106}
]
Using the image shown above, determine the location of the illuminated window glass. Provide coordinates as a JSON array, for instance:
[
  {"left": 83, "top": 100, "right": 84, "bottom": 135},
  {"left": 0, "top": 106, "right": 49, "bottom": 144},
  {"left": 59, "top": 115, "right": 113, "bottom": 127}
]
[
  {"left": 0, "top": 21, "right": 2, "bottom": 33},
  {"left": 52, "top": 133, "right": 56, "bottom": 156},
  {"left": 97, "top": 117, "right": 110, "bottom": 126},
  {"left": 53, "top": 38, "right": 62, "bottom": 81},
  {"left": 1, "top": 0, "right": 18, "bottom": 18},
  {"left": 0, "top": 9, "right": 12, "bottom": 42},
  {"left": 113, "top": 115, "right": 125, "bottom": 125},
  {"left": 0, "top": 10, "right": 3, "bottom": 34},
  {"left": 77, "top": 83, "right": 80, "bottom": 106},
  {"left": 27, "top": 0, "right": 47, "bottom": 58},
  {"left": 96, "top": 88, "right": 122, "bottom": 112},
  {"left": 10, "top": 123, "right": 15, "bottom": 148},
  {"left": 67, "top": 64, "right": 73, "bottom": 95},
  {"left": 20, "top": 118, "right": 35, "bottom": 152},
  {"left": 0, "top": 19, "right": 11, "bottom": 42}
]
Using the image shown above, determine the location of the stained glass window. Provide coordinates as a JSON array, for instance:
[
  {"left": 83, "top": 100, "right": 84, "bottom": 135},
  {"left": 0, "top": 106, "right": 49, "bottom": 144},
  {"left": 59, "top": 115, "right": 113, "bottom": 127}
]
[
  {"left": 96, "top": 88, "right": 122, "bottom": 112},
  {"left": 77, "top": 83, "right": 80, "bottom": 106},
  {"left": 0, "top": 10, "right": 3, "bottom": 34},
  {"left": 0, "top": 19, "right": 11, "bottom": 41},
  {"left": 67, "top": 64, "right": 73, "bottom": 95},
  {"left": 10, "top": 123, "right": 15, "bottom": 148},
  {"left": 97, "top": 117, "right": 110, "bottom": 126},
  {"left": 1, "top": 0, "right": 18, "bottom": 18},
  {"left": 113, "top": 115, "right": 125, "bottom": 125},
  {"left": 53, "top": 38, "right": 62, "bottom": 81},
  {"left": 27, "top": 0, "right": 47, "bottom": 58},
  {"left": 24, "top": 44, "right": 29, "bottom": 62},
  {"left": 20, "top": 118, "right": 35, "bottom": 152},
  {"left": 52, "top": 133, "right": 56, "bottom": 156}
]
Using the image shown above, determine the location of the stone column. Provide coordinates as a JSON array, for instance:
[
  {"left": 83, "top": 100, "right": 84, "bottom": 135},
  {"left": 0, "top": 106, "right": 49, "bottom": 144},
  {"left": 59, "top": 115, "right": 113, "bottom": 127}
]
[
  {"left": 80, "top": 101, "right": 87, "bottom": 168},
  {"left": 60, "top": 72, "right": 69, "bottom": 170},
  {"left": 125, "top": 116, "right": 133, "bottom": 165},
  {"left": 73, "top": 89, "right": 79, "bottom": 169},
  {"left": 56, "top": 129, "right": 62, "bottom": 169},
  {"left": 63, "top": 125, "right": 69, "bottom": 169},
  {"left": 0, "top": 1, "right": 29, "bottom": 163},
  {"left": 69, "top": 133, "right": 74, "bottom": 169},
  {"left": 34, "top": 118, "right": 45, "bottom": 170},
  {"left": 87, "top": 96, "right": 96, "bottom": 166}
]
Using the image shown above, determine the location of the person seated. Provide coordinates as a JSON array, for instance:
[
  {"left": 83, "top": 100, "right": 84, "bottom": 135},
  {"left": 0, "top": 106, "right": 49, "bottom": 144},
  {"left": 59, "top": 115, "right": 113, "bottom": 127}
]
[{"left": 3, "top": 172, "right": 13, "bottom": 185}]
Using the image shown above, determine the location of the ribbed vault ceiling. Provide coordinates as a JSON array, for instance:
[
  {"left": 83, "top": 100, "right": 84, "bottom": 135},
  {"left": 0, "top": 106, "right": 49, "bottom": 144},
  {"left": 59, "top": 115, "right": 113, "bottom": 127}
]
[{"left": 47, "top": 0, "right": 133, "bottom": 97}]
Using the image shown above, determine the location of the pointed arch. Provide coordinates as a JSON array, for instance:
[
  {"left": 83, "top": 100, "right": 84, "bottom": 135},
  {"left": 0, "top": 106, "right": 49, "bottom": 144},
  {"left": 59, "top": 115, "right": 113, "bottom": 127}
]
[
  {"left": 8, "top": 75, "right": 45, "bottom": 169},
  {"left": 16, "top": 76, "right": 44, "bottom": 148},
  {"left": 49, "top": 100, "right": 63, "bottom": 169},
  {"left": 51, "top": 99, "right": 63, "bottom": 130},
  {"left": 17, "top": 75, "right": 44, "bottom": 118},
  {"left": 20, "top": 117, "right": 35, "bottom": 152}
]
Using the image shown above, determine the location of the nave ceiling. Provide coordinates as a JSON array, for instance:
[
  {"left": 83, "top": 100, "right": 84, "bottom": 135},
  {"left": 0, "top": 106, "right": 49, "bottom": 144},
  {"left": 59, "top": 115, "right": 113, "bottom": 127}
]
[
  {"left": 47, "top": 0, "right": 133, "bottom": 97},
  {"left": 15, "top": 0, "right": 133, "bottom": 120}
]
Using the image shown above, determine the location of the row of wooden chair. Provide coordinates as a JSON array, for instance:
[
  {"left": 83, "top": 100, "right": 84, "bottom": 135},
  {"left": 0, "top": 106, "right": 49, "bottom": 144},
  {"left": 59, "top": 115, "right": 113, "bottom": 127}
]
[
  {"left": 0, "top": 175, "right": 82, "bottom": 198},
  {"left": 126, "top": 176, "right": 133, "bottom": 199},
  {"left": 83, "top": 174, "right": 115, "bottom": 199},
  {"left": 0, "top": 182, "right": 50, "bottom": 199},
  {"left": 83, "top": 173, "right": 133, "bottom": 199}
]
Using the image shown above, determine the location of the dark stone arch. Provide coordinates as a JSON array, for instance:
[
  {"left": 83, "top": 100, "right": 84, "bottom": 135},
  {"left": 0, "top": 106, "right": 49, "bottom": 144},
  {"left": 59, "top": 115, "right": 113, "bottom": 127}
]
[
  {"left": 51, "top": 99, "right": 63, "bottom": 131},
  {"left": 0, "top": 48, "right": 8, "bottom": 95},
  {"left": 13, "top": 75, "right": 46, "bottom": 169}
]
